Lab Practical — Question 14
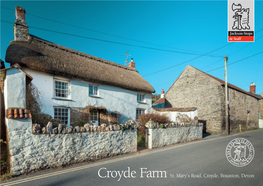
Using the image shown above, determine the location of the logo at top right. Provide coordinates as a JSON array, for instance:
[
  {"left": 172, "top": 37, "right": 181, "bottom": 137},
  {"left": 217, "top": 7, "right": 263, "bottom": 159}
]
[
  {"left": 228, "top": 0, "right": 254, "bottom": 42},
  {"left": 232, "top": 3, "right": 250, "bottom": 30}
]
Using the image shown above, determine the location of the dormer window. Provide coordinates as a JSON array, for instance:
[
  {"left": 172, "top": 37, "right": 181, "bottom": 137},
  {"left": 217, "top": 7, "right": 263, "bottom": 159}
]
[{"left": 137, "top": 93, "right": 145, "bottom": 103}]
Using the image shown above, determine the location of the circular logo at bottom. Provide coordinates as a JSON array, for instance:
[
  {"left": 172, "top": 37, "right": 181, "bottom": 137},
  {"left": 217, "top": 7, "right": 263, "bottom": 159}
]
[{"left": 225, "top": 138, "right": 255, "bottom": 167}]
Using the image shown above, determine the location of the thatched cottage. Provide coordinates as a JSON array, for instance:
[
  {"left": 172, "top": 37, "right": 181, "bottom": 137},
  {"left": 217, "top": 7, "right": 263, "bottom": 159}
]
[
  {"left": 1, "top": 6, "right": 155, "bottom": 126},
  {"left": 164, "top": 65, "right": 260, "bottom": 134}
]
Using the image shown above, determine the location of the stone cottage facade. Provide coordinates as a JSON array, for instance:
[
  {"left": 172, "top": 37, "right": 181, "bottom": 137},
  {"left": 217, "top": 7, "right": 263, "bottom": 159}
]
[
  {"left": 2, "top": 6, "right": 155, "bottom": 127},
  {"left": 250, "top": 83, "right": 263, "bottom": 128},
  {"left": 165, "top": 65, "right": 259, "bottom": 134}
]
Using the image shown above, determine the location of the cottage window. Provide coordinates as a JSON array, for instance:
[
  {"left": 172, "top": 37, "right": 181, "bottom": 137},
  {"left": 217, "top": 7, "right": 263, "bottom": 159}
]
[
  {"left": 137, "top": 93, "right": 145, "bottom": 102},
  {"left": 54, "top": 80, "right": 69, "bottom": 98},
  {"left": 89, "top": 85, "right": 99, "bottom": 96},
  {"left": 136, "top": 109, "right": 145, "bottom": 120},
  {"left": 54, "top": 107, "right": 70, "bottom": 126},
  {"left": 90, "top": 110, "right": 99, "bottom": 125}
]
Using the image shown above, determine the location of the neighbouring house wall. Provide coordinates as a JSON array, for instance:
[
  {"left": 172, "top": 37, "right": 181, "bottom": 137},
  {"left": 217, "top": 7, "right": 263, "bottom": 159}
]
[
  {"left": 7, "top": 118, "right": 137, "bottom": 176},
  {"left": 4, "top": 68, "right": 26, "bottom": 108},
  {"left": 23, "top": 68, "right": 152, "bottom": 125},
  {"left": 165, "top": 67, "right": 224, "bottom": 134},
  {"left": 228, "top": 88, "right": 259, "bottom": 132},
  {"left": 148, "top": 107, "right": 198, "bottom": 123},
  {"left": 0, "top": 87, "right": 6, "bottom": 141},
  {"left": 259, "top": 99, "right": 263, "bottom": 128},
  {"left": 146, "top": 125, "right": 203, "bottom": 149},
  {"left": 259, "top": 119, "right": 263, "bottom": 128},
  {"left": 259, "top": 99, "right": 263, "bottom": 119},
  {"left": 159, "top": 110, "right": 197, "bottom": 122}
]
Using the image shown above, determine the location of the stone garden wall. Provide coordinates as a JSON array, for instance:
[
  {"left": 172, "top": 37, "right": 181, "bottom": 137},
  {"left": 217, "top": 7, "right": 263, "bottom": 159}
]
[
  {"left": 145, "top": 120, "right": 203, "bottom": 149},
  {"left": 7, "top": 118, "right": 137, "bottom": 176}
]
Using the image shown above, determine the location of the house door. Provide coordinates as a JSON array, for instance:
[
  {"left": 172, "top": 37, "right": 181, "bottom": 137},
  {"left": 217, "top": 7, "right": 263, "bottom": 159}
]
[{"left": 90, "top": 110, "right": 99, "bottom": 125}]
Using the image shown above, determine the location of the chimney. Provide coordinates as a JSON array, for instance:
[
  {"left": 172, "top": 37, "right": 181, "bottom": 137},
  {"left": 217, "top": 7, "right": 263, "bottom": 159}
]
[
  {"left": 14, "top": 6, "right": 29, "bottom": 41},
  {"left": 128, "top": 58, "right": 135, "bottom": 68},
  {"left": 161, "top": 89, "right": 165, "bottom": 98},
  {"left": 249, "top": 82, "right": 256, "bottom": 94}
]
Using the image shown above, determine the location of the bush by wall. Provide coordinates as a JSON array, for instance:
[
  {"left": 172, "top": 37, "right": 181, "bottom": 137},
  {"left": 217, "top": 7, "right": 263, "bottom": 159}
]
[{"left": 137, "top": 113, "right": 171, "bottom": 135}]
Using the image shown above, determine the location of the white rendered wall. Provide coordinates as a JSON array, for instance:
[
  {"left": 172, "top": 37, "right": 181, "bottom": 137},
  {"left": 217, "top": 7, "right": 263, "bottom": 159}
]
[
  {"left": 259, "top": 119, "right": 263, "bottom": 128},
  {"left": 23, "top": 68, "right": 152, "bottom": 124},
  {"left": 4, "top": 68, "right": 26, "bottom": 108},
  {"left": 161, "top": 110, "right": 198, "bottom": 122},
  {"left": 149, "top": 107, "right": 198, "bottom": 122}
]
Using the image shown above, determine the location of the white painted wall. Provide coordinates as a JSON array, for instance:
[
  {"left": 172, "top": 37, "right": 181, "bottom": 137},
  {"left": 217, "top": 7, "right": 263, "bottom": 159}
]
[
  {"left": 23, "top": 68, "right": 152, "bottom": 125},
  {"left": 160, "top": 110, "right": 198, "bottom": 122},
  {"left": 149, "top": 107, "right": 198, "bottom": 123},
  {"left": 259, "top": 119, "right": 263, "bottom": 128},
  {"left": 4, "top": 68, "right": 26, "bottom": 108}
]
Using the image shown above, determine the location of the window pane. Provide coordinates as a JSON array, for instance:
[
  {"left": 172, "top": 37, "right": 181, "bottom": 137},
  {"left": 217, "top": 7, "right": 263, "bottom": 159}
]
[
  {"left": 54, "top": 108, "right": 69, "bottom": 125},
  {"left": 55, "top": 81, "right": 69, "bottom": 98},
  {"left": 89, "top": 85, "right": 93, "bottom": 95},
  {"left": 94, "top": 86, "right": 97, "bottom": 95}
]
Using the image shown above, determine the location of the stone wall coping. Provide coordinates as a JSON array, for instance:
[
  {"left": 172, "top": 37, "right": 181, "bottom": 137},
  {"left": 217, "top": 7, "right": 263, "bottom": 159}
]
[{"left": 144, "top": 119, "right": 203, "bottom": 129}]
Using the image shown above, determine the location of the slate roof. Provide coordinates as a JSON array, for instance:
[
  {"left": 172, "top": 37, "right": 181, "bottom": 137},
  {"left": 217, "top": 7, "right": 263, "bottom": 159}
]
[
  {"left": 152, "top": 107, "right": 197, "bottom": 112},
  {"left": 251, "top": 93, "right": 263, "bottom": 99},
  {"left": 153, "top": 97, "right": 165, "bottom": 105}
]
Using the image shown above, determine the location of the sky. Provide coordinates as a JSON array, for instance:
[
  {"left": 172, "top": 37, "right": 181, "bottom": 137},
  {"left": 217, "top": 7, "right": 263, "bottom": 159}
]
[{"left": 1, "top": 0, "right": 263, "bottom": 95}]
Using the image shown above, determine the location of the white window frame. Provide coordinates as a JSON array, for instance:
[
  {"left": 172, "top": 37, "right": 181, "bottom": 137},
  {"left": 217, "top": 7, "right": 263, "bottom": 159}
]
[
  {"left": 89, "top": 110, "right": 99, "bottom": 125},
  {"left": 136, "top": 108, "right": 145, "bottom": 121},
  {"left": 89, "top": 84, "right": 99, "bottom": 97},
  {"left": 53, "top": 78, "right": 71, "bottom": 99},
  {"left": 54, "top": 107, "right": 70, "bottom": 126},
  {"left": 137, "top": 93, "right": 145, "bottom": 103}
]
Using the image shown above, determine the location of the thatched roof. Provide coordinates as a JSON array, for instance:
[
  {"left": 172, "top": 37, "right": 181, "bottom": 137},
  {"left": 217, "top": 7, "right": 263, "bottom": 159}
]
[
  {"left": 84, "top": 106, "right": 107, "bottom": 112},
  {"left": 5, "top": 35, "right": 155, "bottom": 93}
]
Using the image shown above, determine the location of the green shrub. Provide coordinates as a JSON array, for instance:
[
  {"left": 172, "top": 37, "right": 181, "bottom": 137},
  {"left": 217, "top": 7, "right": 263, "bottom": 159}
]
[
  {"left": 121, "top": 125, "right": 125, "bottom": 132},
  {"left": 32, "top": 113, "right": 61, "bottom": 128},
  {"left": 137, "top": 113, "right": 171, "bottom": 135},
  {"left": 75, "top": 119, "right": 88, "bottom": 127},
  {"left": 1, "top": 173, "right": 13, "bottom": 181},
  {"left": 137, "top": 135, "right": 145, "bottom": 147}
]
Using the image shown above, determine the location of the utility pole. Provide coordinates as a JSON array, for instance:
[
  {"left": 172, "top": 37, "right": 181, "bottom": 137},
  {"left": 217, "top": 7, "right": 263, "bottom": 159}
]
[{"left": 225, "top": 55, "right": 229, "bottom": 135}]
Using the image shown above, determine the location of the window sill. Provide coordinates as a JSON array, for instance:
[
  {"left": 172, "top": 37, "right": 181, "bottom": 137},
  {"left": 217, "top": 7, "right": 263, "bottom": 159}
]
[
  {"left": 89, "top": 95, "right": 101, "bottom": 99},
  {"left": 137, "top": 101, "right": 147, "bottom": 104},
  {"left": 52, "top": 98, "right": 72, "bottom": 101}
]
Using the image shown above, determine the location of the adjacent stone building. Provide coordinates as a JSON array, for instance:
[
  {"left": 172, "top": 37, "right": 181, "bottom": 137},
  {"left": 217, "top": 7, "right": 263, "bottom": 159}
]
[
  {"left": 165, "top": 65, "right": 259, "bottom": 134},
  {"left": 250, "top": 83, "right": 263, "bottom": 128}
]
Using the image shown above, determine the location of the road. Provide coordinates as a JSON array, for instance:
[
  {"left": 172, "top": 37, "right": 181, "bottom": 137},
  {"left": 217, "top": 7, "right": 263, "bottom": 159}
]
[{"left": 2, "top": 129, "right": 263, "bottom": 186}]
